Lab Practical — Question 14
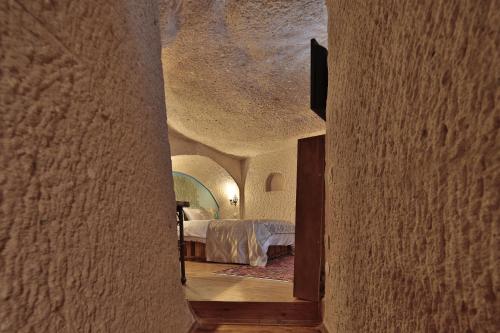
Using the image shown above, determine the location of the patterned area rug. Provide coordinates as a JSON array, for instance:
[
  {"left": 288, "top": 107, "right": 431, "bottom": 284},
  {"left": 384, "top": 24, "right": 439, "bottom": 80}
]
[{"left": 214, "top": 255, "right": 294, "bottom": 282}]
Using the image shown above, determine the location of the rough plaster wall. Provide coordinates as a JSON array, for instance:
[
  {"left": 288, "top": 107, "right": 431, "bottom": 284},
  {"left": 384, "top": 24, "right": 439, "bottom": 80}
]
[
  {"left": 0, "top": 1, "right": 193, "bottom": 332},
  {"left": 243, "top": 146, "right": 297, "bottom": 223},
  {"left": 324, "top": 1, "right": 499, "bottom": 332},
  {"left": 172, "top": 155, "right": 240, "bottom": 219},
  {"left": 169, "top": 128, "right": 243, "bottom": 187},
  {"left": 160, "top": 0, "right": 326, "bottom": 156}
]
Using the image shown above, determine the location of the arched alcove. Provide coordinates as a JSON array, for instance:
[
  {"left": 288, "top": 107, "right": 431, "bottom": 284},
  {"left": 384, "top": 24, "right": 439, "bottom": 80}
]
[
  {"left": 265, "top": 172, "right": 284, "bottom": 192},
  {"left": 171, "top": 155, "right": 240, "bottom": 219}
]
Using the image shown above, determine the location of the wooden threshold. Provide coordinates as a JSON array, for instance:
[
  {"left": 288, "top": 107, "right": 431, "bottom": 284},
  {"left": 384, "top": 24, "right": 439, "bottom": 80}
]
[
  {"left": 192, "top": 323, "right": 322, "bottom": 332},
  {"left": 190, "top": 323, "right": 329, "bottom": 333},
  {"left": 189, "top": 301, "right": 321, "bottom": 326}
]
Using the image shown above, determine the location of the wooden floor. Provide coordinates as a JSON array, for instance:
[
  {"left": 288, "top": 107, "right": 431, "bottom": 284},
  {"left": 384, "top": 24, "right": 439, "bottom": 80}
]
[
  {"left": 185, "top": 262, "right": 321, "bottom": 332},
  {"left": 184, "top": 261, "right": 298, "bottom": 302}
]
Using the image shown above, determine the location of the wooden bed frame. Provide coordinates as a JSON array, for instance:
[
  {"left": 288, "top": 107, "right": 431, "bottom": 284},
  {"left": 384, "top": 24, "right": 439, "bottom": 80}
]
[{"left": 184, "top": 241, "right": 293, "bottom": 262}]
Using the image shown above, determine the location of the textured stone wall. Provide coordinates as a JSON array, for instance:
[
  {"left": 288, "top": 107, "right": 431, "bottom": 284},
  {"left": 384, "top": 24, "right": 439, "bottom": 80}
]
[
  {"left": 243, "top": 146, "right": 297, "bottom": 223},
  {"left": 324, "top": 1, "right": 499, "bottom": 332},
  {"left": 172, "top": 155, "right": 240, "bottom": 219},
  {"left": 160, "top": 0, "right": 326, "bottom": 156},
  {"left": 0, "top": 1, "right": 193, "bottom": 332}
]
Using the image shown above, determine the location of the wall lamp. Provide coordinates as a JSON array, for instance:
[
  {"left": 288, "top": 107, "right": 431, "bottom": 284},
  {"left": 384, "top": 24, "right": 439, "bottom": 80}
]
[{"left": 229, "top": 194, "right": 238, "bottom": 206}]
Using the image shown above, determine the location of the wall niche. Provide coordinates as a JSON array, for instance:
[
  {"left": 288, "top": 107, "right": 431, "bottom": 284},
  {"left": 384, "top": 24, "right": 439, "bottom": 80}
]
[{"left": 265, "top": 172, "right": 284, "bottom": 192}]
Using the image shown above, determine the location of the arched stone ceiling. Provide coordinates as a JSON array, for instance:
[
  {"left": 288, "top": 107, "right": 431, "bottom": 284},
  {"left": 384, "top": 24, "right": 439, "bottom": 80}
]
[{"left": 160, "top": 0, "right": 327, "bottom": 157}]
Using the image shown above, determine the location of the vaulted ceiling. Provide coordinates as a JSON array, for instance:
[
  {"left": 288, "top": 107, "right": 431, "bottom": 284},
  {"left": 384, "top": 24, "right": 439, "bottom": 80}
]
[{"left": 160, "top": 0, "right": 327, "bottom": 157}]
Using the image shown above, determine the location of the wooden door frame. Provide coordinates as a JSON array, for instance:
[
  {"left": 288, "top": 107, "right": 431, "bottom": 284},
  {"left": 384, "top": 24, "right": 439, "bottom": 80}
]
[
  {"left": 182, "top": 135, "right": 327, "bottom": 329},
  {"left": 293, "top": 135, "right": 326, "bottom": 301}
]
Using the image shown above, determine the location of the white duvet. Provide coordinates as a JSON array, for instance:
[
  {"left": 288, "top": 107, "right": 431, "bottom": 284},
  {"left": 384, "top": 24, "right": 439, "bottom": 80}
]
[{"left": 181, "top": 219, "right": 294, "bottom": 266}]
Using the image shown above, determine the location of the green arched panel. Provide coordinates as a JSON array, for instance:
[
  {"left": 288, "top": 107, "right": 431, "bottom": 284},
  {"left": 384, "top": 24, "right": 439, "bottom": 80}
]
[{"left": 172, "top": 171, "right": 219, "bottom": 219}]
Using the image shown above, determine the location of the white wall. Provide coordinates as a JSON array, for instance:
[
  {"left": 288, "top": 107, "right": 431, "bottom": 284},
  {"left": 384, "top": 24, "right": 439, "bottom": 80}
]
[
  {"left": 169, "top": 128, "right": 243, "bottom": 187},
  {"left": 243, "top": 145, "right": 297, "bottom": 223}
]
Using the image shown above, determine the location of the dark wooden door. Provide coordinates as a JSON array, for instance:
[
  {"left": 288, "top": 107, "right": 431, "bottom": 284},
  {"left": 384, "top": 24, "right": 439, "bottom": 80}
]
[{"left": 293, "top": 135, "right": 325, "bottom": 301}]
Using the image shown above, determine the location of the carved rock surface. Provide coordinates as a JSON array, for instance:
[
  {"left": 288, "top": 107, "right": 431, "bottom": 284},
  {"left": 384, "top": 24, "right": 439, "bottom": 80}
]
[
  {"left": 324, "top": 1, "right": 499, "bottom": 332},
  {"left": 161, "top": 0, "right": 327, "bottom": 156},
  {"left": 0, "top": 1, "right": 193, "bottom": 332},
  {"left": 243, "top": 147, "right": 298, "bottom": 223}
]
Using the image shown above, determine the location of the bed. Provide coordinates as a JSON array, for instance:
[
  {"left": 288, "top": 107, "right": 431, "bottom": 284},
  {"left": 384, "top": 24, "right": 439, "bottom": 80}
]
[{"left": 179, "top": 207, "right": 295, "bottom": 267}]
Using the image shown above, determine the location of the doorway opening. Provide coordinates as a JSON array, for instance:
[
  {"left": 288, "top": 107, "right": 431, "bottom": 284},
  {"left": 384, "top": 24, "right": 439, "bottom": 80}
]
[
  {"left": 161, "top": 0, "right": 328, "bottom": 328},
  {"left": 172, "top": 155, "right": 296, "bottom": 303}
]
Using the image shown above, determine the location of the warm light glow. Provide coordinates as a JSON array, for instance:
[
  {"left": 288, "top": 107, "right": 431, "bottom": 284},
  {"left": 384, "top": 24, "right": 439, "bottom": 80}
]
[{"left": 225, "top": 182, "right": 239, "bottom": 200}]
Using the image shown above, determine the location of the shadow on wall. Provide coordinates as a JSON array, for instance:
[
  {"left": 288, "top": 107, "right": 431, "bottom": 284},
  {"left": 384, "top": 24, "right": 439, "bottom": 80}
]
[{"left": 266, "top": 172, "right": 285, "bottom": 192}]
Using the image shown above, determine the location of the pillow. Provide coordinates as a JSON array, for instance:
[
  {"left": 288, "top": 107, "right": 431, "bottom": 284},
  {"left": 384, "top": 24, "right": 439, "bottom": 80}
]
[{"left": 183, "top": 207, "right": 213, "bottom": 221}]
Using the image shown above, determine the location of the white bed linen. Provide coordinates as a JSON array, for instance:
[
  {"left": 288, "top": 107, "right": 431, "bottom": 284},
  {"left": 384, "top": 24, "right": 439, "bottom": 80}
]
[
  {"left": 211, "top": 219, "right": 294, "bottom": 266},
  {"left": 183, "top": 234, "right": 294, "bottom": 246},
  {"left": 182, "top": 219, "right": 210, "bottom": 239},
  {"left": 179, "top": 219, "right": 294, "bottom": 266}
]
